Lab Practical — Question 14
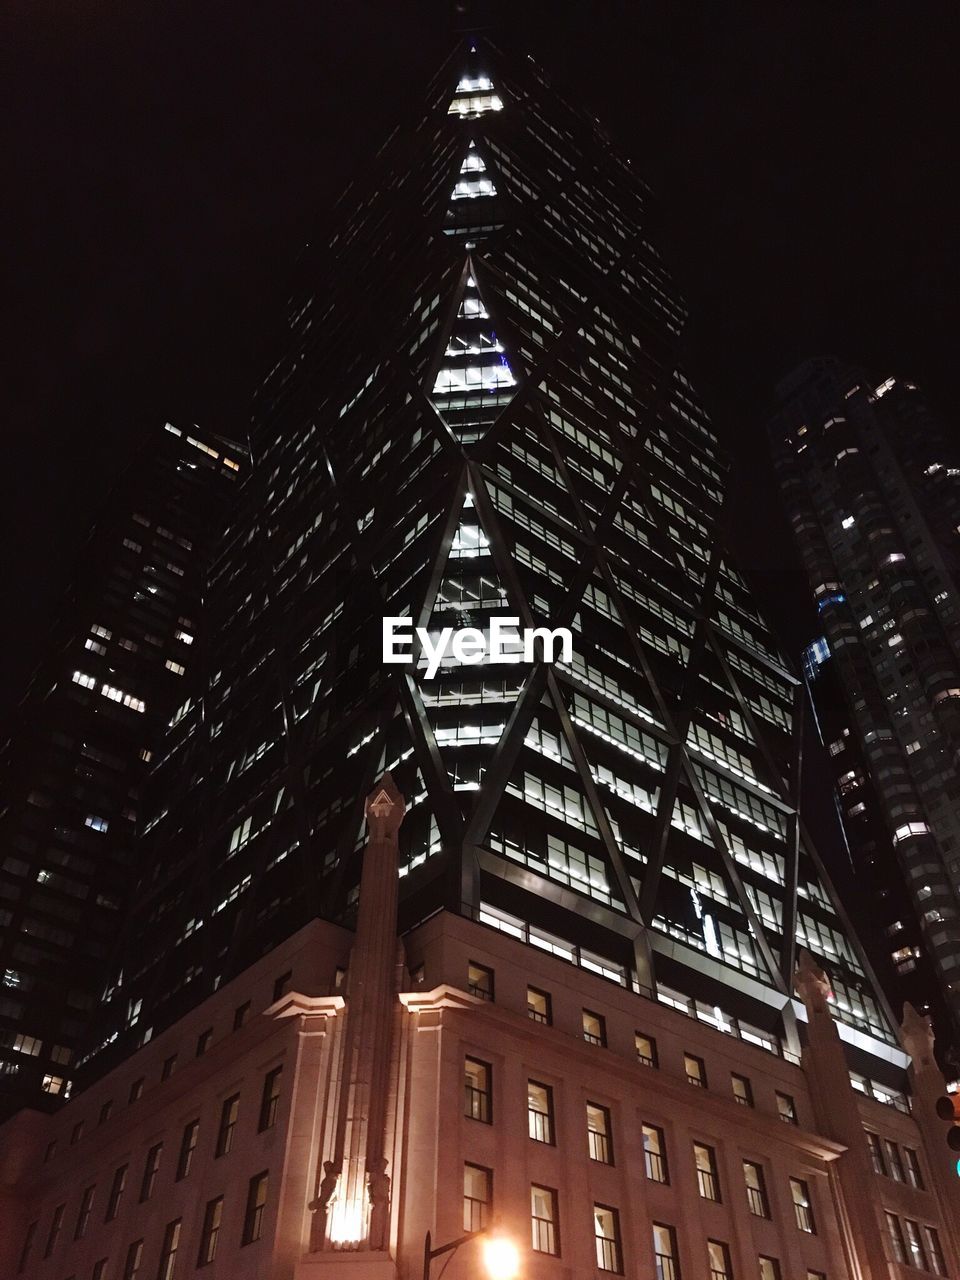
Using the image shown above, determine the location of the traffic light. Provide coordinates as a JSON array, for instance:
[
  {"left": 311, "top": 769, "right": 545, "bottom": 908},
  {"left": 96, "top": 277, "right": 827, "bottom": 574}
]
[{"left": 934, "top": 1091, "right": 960, "bottom": 1173}]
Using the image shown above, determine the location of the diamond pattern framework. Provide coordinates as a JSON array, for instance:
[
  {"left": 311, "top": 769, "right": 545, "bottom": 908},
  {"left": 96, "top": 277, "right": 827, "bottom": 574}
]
[{"left": 85, "top": 40, "right": 899, "bottom": 1079}]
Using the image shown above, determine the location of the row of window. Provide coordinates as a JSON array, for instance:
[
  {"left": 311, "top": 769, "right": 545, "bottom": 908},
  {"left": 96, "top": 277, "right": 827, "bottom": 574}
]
[
  {"left": 463, "top": 1171, "right": 826, "bottom": 1280},
  {"left": 18, "top": 1172, "right": 268, "bottom": 1280},
  {"left": 466, "top": 1059, "right": 815, "bottom": 1228},
  {"left": 885, "top": 1211, "right": 948, "bottom": 1275},
  {"left": 866, "top": 1130, "right": 925, "bottom": 1188},
  {"left": 467, "top": 965, "right": 801, "bottom": 1123}
]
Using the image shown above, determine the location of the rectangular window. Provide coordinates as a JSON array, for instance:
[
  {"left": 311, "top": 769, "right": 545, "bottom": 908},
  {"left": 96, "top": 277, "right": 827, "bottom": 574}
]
[
  {"left": 176, "top": 1119, "right": 199, "bottom": 1180},
  {"left": 583, "top": 1009, "right": 606, "bottom": 1046},
  {"left": 743, "top": 1161, "right": 769, "bottom": 1217},
  {"left": 694, "top": 1143, "right": 720, "bottom": 1201},
  {"left": 70, "top": 1120, "right": 84, "bottom": 1144},
  {"left": 139, "top": 1142, "right": 162, "bottom": 1201},
  {"left": 886, "top": 1212, "right": 906, "bottom": 1264},
  {"left": 684, "top": 1054, "right": 706, "bottom": 1088},
  {"left": 196, "top": 1028, "right": 213, "bottom": 1057},
  {"left": 43, "top": 1204, "right": 64, "bottom": 1257},
  {"left": 92, "top": 1260, "right": 108, "bottom": 1280},
  {"left": 903, "top": 1219, "right": 928, "bottom": 1271},
  {"left": 903, "top": 1147, "right": 924, "bottom": 1190},
  {"left": 128, "top": 1077, "right": 144, "bottom": 1103},
  {"left": 105, "top": 1164, "right": 128, "bottom": 1221},
  {"left": 468, "top": 962, "right": 494, "bottom": 1000},
  {"left": 587, "top": 1102, "right": 613, "bottom": 1164},
  {"left": 759, "top": 1259, "right": 782, "bottom": 1280},
  {"left": 653, "top": 1223, "right": 680, "bottom": 1280},
  {"left": 259, "top": 1065, "right": 283, "bottom": 1131},
  {"left": 527, "top": 987, "right": 551, "bottom": 1024},
  {"left": 272, "top": 970, "right": 292, "bottom": 1001},
  {"left": 161, "top": 1053, "right": 177, "bottom": 1081},
  {"left": 866, "top": 1131, "right": 886, "bottom": 1175},
  {"left": 790, "top": 1178, "right": 815, "bottom": 1233},
  {"left": 74, "top": 1185, "right": 95, "bottom": 1240},
  {"left": 884, "top": 1139, "right": 905, "bottom": 1182},
  {"left": 233, "top": 1000, "right": 251, "bottom": 1030},
  {"left": 806, "top": 1272, "right": 826, "bottom": 1280},
  {"left": 594, "top": 1204, "right": 623, "bottom": 1274},
  {"left": 707, "top": 1240, "right": 732, "bottom": 1280},
  {"left": 528, "top": 1080, "right": 554, "bottom": 1144},
  {"left": 16, "top": 1222, "right": 37, "bottom": 1274},
  {"left": 216, "top": 1093, "right": 240, "bottom": 1156},
  {"left": 731, "top": 1073, "right": 753, "bottom": 1106},
  {"left": 530, "top": 1184, "right": 559, "bottom": 1256},
  {"left": 122, "top": 1238, "right": 143, "bottom": 1280},
  {"left": 776, "top": 1091, "right": 797, "bottom": 1124},
  {"left": 158, "top": 1219, "right": 181, "bottom": 1280},
  {"left": 922, "top": 1224, "right": 947, "bottom": 1276},
  {"left": 635, "top": 1031, "right": 658, "bottom": 1067},
  {"left": 465, "top": 1057, "right": 492, "bottom": 1123},
  {"left": 242, "top": 1171, "right": 269, "bottom": 1245},
  {"left": 197, "top": 1196, "right": 223, "bottom": 1266},
  {"left": 642, "top": 1123, "right": 669, "bottom": 1183},
  {"left": 99, "top": 1100, "right": 113, "bottom": 1124},
  {"left": 463, "top": 1163, "right": 491, "bottom": 1233}
]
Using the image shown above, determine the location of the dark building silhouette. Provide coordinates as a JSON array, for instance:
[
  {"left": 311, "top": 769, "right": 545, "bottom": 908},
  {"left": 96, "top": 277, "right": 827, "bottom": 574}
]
[
  {"left": 81, "top": 45, "right": 905, "bottom": 1109},
  {"left": 771, "top": 358, "right": 960, "bottom": 1059},
  {"left": 0, "top": 423, "right": 242, "bottom": 1116}
]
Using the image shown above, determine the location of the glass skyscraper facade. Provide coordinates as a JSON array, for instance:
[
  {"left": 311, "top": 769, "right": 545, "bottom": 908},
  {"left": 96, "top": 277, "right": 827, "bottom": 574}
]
[
  {"left": 84, "top": 44, "right": 900, "bottom": 1091},
  {"left": 0, "top": 422, "right": 242, "bottom": 1115},
  {"left": 772, "top": 357, "right": 960, "bottom": 1055}
]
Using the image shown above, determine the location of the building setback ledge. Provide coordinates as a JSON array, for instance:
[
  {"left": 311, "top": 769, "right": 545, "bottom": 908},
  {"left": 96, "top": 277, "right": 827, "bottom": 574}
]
[
  {"left": 268, "top": 993, "right": 346, "bottom": 1020},
  {"left": 398, "top": 984, "right": 483, "bottom": 1013}
]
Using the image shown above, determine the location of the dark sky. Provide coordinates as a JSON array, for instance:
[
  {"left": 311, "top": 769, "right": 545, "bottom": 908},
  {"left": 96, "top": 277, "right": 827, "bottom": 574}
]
[{"left": 2, "top": 0, "right": 958, "bottom": 722}]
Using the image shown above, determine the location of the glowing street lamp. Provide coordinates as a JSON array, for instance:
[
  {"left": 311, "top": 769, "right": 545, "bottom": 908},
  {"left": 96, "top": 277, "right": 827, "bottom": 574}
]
[{"left": 422, "top": 1228, "right": 520, "bottom": 1280}]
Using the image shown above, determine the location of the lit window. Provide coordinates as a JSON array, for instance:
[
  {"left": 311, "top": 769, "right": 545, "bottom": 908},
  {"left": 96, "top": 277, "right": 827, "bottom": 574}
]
[
  {"left": 157, "top": 1220, "right": 181, "bottom": 1280},
  {"left": 694, "top": 1143, "right": 720, "bottom": 1201},
  {"left": 582, "top": 1009, "right": 606, "bottom": 1046},
  {"left": 587, "top": 1103, "right": 613, "bottom": 1164},
  {"left": 731, "top": 1074, "right": 753, "bottom": 1106},
  {"left": 790, "top": 1177, "right": 815, "bottom": 1233},
  {"left": 759, "top": 1258, "right": 782, "bottom": 1280},
  {"left": 215, "top": 1094, "right": 239, "bottom": 1157},
  {"left": 743, "top": 1160, "right": 769, "bottom": 1216},
  {"left": 467, "top": 962, "right": 494, "bottom": 1001},
  {"left": 635, "top": 1032, "right": 658, "bottom": 1066},
  {"left": 594, "top": 1205, "right": 623, "bottom": 1274},
  {"left": 684, "top": 1053, "right": 706, "bottom": 1088},
  {"left": 165, "top": 660, "right": 186, "bottom": 676},
  {"left": 642, "top": 1124, "right": 668, "bottom": 1183},
  {"left": 241, "top": 1171, "right": 269, "bottom": 1245},
  {"left": 527, "top": 1081, "right": 554, "bottom": 1143},
  {"left": 85, "top": 815, "right": 109, "bottom": 833},
  {"left": 197, "top": 1196, "right": 223, "bottom": 1266},
  {"left": 527, "top": 987, "right": 551, "bottom": 1024},
  {"left": 121, "top": 1238, "right": 143, "bottom": 1280},
  {"left": 776, "top": 1092, "right": 797, "bottom": 1125},
  {"left": 465, "top": 1057, "right": 491, "bottom": 1123},
  {"left": 707, "top": 1240, "right": 732, "bottom": 1280},
  {"left": 652, "top": 1224, "right": 679, "bottom": 1280},
  {"left": 530, "top": 1185, "right": 559, "bottom": 1255},
  {"left": 463, "top": 1163, "right": 491, "bottom": 1232},
  {"left": 258, "top": 1066, "right": 282, "bottom": 1131}
]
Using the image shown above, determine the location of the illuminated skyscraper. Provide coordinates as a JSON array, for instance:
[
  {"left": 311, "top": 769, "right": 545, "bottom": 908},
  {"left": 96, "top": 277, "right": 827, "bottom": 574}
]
[
  {"left": 0, "top": 423, "right": 242, "bottom": 1116},
  {"left": 87, "top": 44, "right": 900, "bottom": 1096},
  {"left": 772, "top": 357, "right": 960, "bottom": 1054}
]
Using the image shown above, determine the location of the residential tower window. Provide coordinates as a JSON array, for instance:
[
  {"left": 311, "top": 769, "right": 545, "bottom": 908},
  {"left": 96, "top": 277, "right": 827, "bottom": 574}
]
[
  {"left": 74, "top": 1185, "right": 95, "bottom": 1240},
  {"left": 215, "top": 1093, "right": 240, "bottom": 1157},
  {"left": 158, "top": 1220, "right": 181, "bottom": 1280},
  {"left": 694, "top": 1143, "right": 720, "bottom": 1201},
  {"left": 743, "top": 1161, "right": 769, "bottom": 1217},
  {"left": 642, "top": 1123, "right": 669, "bottom": 1183},
  {"left": 242, "top": 1171, "right": 269, "bottom": 1245},
  {"left": 468, "top": 962, "right": 494, "bottom": 1000},
  {"left": 527, "top": 987, "right": 551, "bottom": 1024},
  {"left": 652, "top": 1224, "right": 679, "bottom": 1280},
  {"left": 527, "top": 1080, "right": 554, "bottom": 1143},
  {"left": 176, "top": 1119, "right": 199, "bottom": 1180},
  {"left": 707, "top": 1240, "right": 732, "bottom": 1280},
  {"left": 731, "top": 1073, "right": 753, "bottom": 1106},
  {"left": 759, "top": 1258, "right": 782, "bottom": 1280},
  {"left": 465, "top": 1057, "right": 492, "bottom": 1123},
  {"left": 197, "top": 1196, "right": 223, "bottom": 1266},
  {"left": 635, "top": 1032, "right": 658, "bottom": 1067},
  {"left": 790, "top": 1178, "right": 815, "bottom": 1233},
  {"left": 105, "top": 1164, "right": 127, "bottom": 1221},
  {"left": 776, "top": 1091, "right": 797, "bottom": 1124},
  {"left": 463, "top": 1163, "right": 491, "bottom": 1232},
  {"left": 530, "top": 1185, "right": 559, "bottom": 1255},
  {"left": 139, "top": 1142, "right": 162, "bottom": 1202},
  {"left": 593, "top": 1205, "right": 623, "bottom": 1273},
  {"left": 121, "top": 1239, "right": 143, "bottom": 1280},
  {"left": 685, "top": 1054, "right": 706, "bottom": 1088},
  {"left": 587, "top": 1102, "right": 613, "bottom": 1164},
  {"left": 583, "top": 1009, "right": 606, "bottom": 1046},
  {"left": 259, "top": 1066, "right": 283, "bottom": 1131}
]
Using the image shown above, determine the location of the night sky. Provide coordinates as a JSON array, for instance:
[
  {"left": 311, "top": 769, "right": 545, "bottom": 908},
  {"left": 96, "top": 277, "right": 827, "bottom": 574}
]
[{"left": 3, "top": 0, "right": 958, "bottom": 726}]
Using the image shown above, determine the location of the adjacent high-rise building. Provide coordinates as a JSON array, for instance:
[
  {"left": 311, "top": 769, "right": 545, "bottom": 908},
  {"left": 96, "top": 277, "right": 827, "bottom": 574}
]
[
  {"left": 3, "top": 39, "right": 960, "bottom": 1280},
  {"left": 771, "top": 357, "right": 960, "bottom": 1051},
  {"left": 0, "top": 422, "right": 242, "bottom": 1116}
]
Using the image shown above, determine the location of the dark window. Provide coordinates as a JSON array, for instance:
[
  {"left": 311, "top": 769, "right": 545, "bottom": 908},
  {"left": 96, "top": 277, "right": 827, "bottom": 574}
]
[
  {"left": 776, "top": 1091, "right": 797, "bottom": 1125},
  {"left": 706, "top": 1240, "right": 732, "bottom": 1280},
  {"left": 158, "top": 1219, "right": 181, "bottom": 1280},
  {"left": 884, "top": 1139, "right": 905, "bottom": 1182},
  {"left": 105, "top": 1164, "right": 128, "bottom": 1221},
  {"left": 583, "top": 1009, "right": 606, "bottom": 1046},
  {"left": 43, "top": 1139, "right": 57, "bottom": 1163},
  {"left": 594, "top": 1204, "right": 622, "bottom": 1273},
  {"left": 139, "top": 1142, "right": 162, "bottom": 1202},
  {"left": 272, "top": 970, "right": 292, "bottom": 1001},
  {"left": 176, "top": 1119, "right": 199, "bottom": 1180},
  {"left": 467, "top": 962, "right": 494, "bottom": 1000},
  {"left": 635, "top": 1032, "right": 658, "bottom": 1067},
  {"left": 196, "top": 1028, "right": 213, "bottom": 1057},
  {"left": 528, "top": 1080, "right": 554, "bottom": 1143},
  {"left": 530, "top": 1184, "right": 559, "bottom": 1256},
  {"left": 233, "top": 1000, "right": 251, "bottom": 1030},
  {"left": 463, "top": 1163, "right": 491, "bottom": 1232},
  {"left": 866, "top": 1131, "right": 886, "bottom": 1175},
  {"left": 99, "top": 1100, "right": 113, "bottom": 1124},
  {"left": 527, "top": 987, "right": 551, "bottom": 1024},
  {"left": 642, "top": 1124, "right": 668, "bottom": 1183},
  {"left": 43, "top": 1203, "right": 65, "bottom": 1257},
  {"left": 886, "top": 1212, "right": 906, "bottom": 1264},
  {"left": 259, "top": 1065, "right": 283, "bottom": 1131},
  {"left": 587, "top": 1102, "right": 613, "bottom": 1164},
  {"left": 743, "top": 1161, "right": 769, "bottom": 1217},
  {"left": 70, "top": 1121, "right": 84, "bottom": 1144},
  {"left": 242, "top": 1171, "right": 269, "bottom": 1245},
  {"left": 16, "top": 1222, "right": 37, "bottom": 1274},
  {"left": 197, "top": 1196, "right": 223, "bottom": 1266},
  {"left": 684, "top": 1054, "right": 706, "bottom": 1088},
  {"left": 464, "top": 1057, "right": 491, "bottom": 1123},
  {"left": 74, "top": 1185, "right": 95, "bottom": 1240},
  {"left": 92, "top": 1260, "right": 108, "bottom": 1280},
  {"left": 790, "top": 1178, "right": 815, "bottom": 1233},
  {"left": 216, "top": 1093, "right": 240, "bottom": 1156},
  {"left": 923, "top": 1224, "right": 947, "bottom": 1276},
  {"left": 161, "top": 1054, "right": 177, "bottom": 1081},
  {"left": 128, "top": 1077, "right": 144, "bottom": 1103},
  {"left": 731, "top": 1073, "right": 753, "bottom": 1106},
  {"left": 652, "top": 1223, "right": 680, "bottom": 1280},
  {"left": 121, "top": 1238, "right": 143, "bottom": 1280},
  {"left": 903, "top": 1147, "right": 924, "bottom": 1190},
  {"left": 694, "top": 1143, "right": 720, "bottom": 1201}
]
